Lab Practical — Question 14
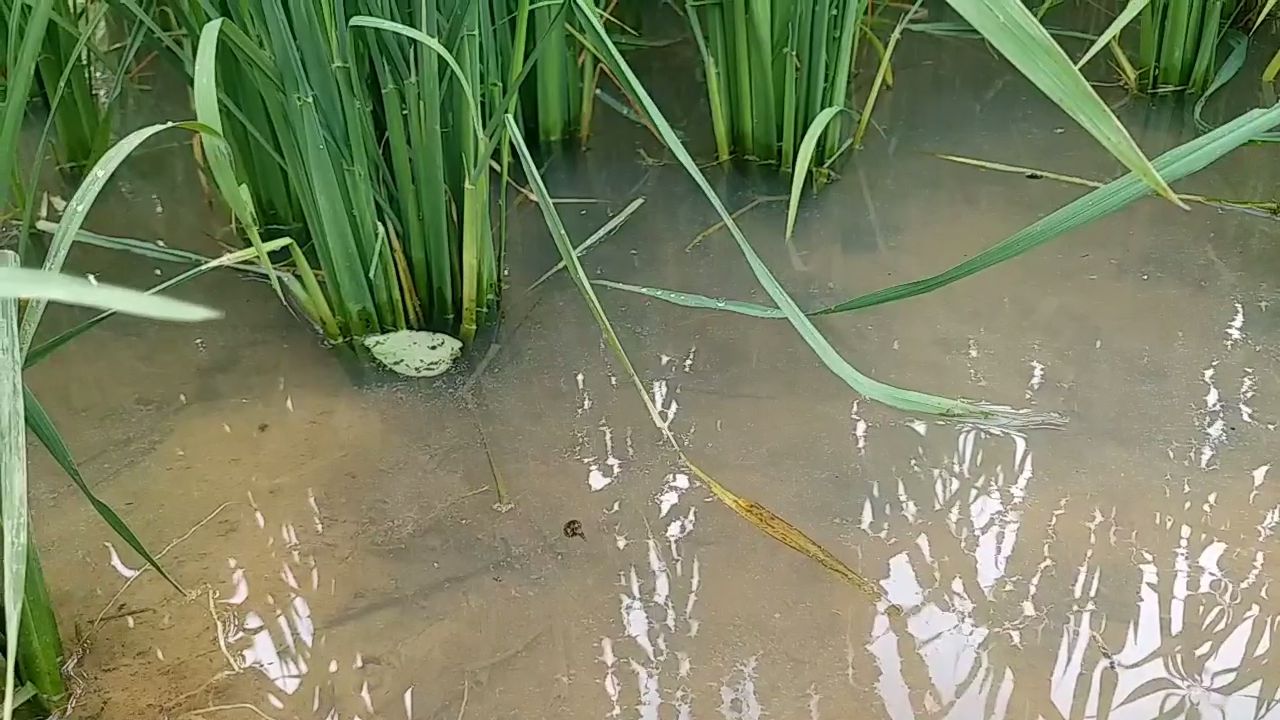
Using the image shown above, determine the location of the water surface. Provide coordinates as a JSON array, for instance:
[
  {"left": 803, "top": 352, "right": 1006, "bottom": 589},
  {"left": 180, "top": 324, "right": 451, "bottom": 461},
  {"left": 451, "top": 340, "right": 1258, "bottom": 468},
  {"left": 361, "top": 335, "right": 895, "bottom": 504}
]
[{"left": 23, "top": 11, "right": 1280, "bottom": 720}]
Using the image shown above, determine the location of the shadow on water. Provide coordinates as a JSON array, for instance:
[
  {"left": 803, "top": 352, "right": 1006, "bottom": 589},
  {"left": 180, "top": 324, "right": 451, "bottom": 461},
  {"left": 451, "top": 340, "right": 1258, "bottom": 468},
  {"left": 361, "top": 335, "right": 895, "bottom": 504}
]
[{"left": 18, "top": 5, "right": 1280, "bottom": 720}]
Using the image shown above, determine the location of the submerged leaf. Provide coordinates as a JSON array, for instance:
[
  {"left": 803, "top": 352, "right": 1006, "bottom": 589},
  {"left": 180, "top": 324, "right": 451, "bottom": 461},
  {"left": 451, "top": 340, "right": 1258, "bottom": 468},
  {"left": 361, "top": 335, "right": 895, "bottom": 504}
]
[
  {"left": 687, "top": 462, "right": 898, "bottom": 609},
  {"left": 507, "top": 116, "right": 890, "bottom": 604}
]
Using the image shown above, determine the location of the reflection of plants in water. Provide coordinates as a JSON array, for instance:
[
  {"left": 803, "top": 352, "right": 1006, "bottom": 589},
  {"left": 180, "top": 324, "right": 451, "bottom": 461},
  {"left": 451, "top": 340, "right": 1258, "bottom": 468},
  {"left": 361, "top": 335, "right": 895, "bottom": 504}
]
[{"left": 861, "top": 419, "right": 1280, "bottom": 720}]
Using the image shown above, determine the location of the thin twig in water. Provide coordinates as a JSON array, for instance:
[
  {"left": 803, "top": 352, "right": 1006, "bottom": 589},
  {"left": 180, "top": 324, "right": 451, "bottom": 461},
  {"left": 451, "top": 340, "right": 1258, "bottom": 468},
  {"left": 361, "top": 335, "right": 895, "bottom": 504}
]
[
  {"left": 936, "top": 153, "right": 1280, "bottom": 219},
  {"left": 685, "top": 195, "right": 788, "bottom": 252},
  {"left": 80, "top": 502, "right": 236, "bottom": 649},
  {"left": 180, "top": 704, "right": 279, "bottom": 719},
  {"left": 456, "top": 680, "right": 469, "bottom": 720},
  {"left": 98, "top": 607, "right": 155, "bottom": 622},
  {"left": 529, "top": 197, "right": 646, "bottom": 291}
]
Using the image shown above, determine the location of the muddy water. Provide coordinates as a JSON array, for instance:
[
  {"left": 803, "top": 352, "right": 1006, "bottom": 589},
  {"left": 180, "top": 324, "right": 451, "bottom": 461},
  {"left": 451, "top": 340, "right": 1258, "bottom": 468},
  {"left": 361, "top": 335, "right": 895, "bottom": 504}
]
[{"left": 21, "top": 15, "right": 1280, "bottom": 720}]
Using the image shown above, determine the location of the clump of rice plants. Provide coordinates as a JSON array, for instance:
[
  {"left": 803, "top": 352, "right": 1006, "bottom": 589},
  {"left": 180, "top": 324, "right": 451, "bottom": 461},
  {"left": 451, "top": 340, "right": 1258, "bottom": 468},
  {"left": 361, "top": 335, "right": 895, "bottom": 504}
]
[
  {"left": 2, "top": 0, "right": 124, "bottom": 184},
  {"left": 1136, "top": 0, "right": 1237, "bottom": 93},
  {"left": 141, "top": 0, "right": 611, "bottom": 347},
  {"left": 148, "top": 0, "right": 518, "bottom": 345},
  {"left": 684, "top": 0, "right": 869, "bottom": 173}
]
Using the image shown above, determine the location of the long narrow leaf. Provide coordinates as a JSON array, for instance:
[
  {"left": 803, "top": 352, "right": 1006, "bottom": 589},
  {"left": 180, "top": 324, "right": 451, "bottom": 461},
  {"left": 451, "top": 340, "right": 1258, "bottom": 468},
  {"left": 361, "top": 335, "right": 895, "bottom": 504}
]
[
  {"left": 1076, "top": 0, "right": 1151, "bottom": 68},
  {"left": 0, "top": 250, "right": 28, "bottom": 720},
  {"left": 785, "top": 107, "right": 846, "bottom": 248},
  {"left": 506, "top": 117, "right": 893, "bottom": 606},
  {"left": 22, "top": 386, "right": 184, "bottom": 593},
  {"left": 940, "top": 0, "right": 1183, "bottom": 206},
  {"left": 530, "top": 197, "right": 646, "bottom": 290},
  {"left": 1193, "top": 31, "right": 1247, "bottom": 133},
  {"left": 0, "top": 268, "right": 222, "bottom": 322},
  {"left": 17, "top": 121, "right": 218, "bottom": 356},
  {"left": 0, "top": 0, "right": 55, "bottom": 211},
  {"left": 596, "top": 103, "right": 1280, "bottom": 320},
  {"left": 571, "top": 0, "right": 1062, "bottom": 428},
  {"left": 25, "top": 239, "right": 295, "bottom": 368}
]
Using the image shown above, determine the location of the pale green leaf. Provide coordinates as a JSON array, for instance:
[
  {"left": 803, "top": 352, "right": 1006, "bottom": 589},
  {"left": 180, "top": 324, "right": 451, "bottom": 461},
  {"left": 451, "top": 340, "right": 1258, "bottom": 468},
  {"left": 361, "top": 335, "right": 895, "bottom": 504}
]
[{"left": 940, "top": 0, "right": 1182, "bottom": 206}]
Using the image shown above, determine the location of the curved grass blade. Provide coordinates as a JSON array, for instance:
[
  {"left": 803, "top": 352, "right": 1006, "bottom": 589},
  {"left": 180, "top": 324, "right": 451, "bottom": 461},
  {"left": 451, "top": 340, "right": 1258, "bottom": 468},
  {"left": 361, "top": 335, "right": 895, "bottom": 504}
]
[
  {"left": 597, "top": 103, "right": 1280, "bottom": 321},
  {"left": 193, "top": 18, "right": 282, "bottom": 302},
  {"left": 571, "top": 0, "right": 1062, "bottom": 429},
  {"left": 16, "top": 121, "right": 217, "bottom": 356},
  {"left": 0, "top": 268, "right": 222, "bottom": 322},
  {"left": 530, "top": 198, "right": 646, "bottom": 290},
  {"left": 22, "top": 386, "right": 184, "bottom": 593},
  {"left": 785, "top": 107, "right": 846, "bottom": 249},
  {"left": 1193, "top": 31, "right": 1248, "bottom": 134},
  {"left": 32, "top": 219, "right": 278, "bottom": 276},
  {"left": 939, "top": 0, "right": 1183, "bottom": 207},
  {"left": 348, "top": 16, "right": 485, "bottom": 142},
  {"left": 815, "top": 103, "right": 1280, "bottom": 314},
  {"left": 0, "top": 250, "right": 29, "bottom": 720},
  {"left": 507, "top": 117, "right": 895, "bottom": 607}
]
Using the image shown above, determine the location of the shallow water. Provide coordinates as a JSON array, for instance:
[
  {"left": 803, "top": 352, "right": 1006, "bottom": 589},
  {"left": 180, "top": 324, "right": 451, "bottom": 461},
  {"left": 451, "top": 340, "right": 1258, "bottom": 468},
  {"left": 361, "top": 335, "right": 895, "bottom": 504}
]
[{"left": 20, "top": 9, "right": 1280, "bottom": 720}]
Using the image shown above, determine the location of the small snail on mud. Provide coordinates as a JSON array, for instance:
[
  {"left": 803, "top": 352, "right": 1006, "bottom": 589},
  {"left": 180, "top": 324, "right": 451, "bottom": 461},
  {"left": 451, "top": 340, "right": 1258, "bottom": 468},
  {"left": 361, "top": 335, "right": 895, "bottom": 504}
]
[{"left": 562, "top": 519, "right": 586, "bottom": 540}]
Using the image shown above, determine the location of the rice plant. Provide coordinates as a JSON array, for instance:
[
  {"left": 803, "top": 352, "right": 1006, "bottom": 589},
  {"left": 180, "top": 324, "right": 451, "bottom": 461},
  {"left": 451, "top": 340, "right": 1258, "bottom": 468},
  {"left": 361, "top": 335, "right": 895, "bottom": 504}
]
[
  {"left": 1, "top": 0, "right": 124, "bottom": 185},
  {"left": 1136, "top": 0, "right": 1238, "bottom": 92},
  {"left": 685, "top": 0, "right": 868, "bottom": 172},
  {"left": 136, "top": 0, "right": 608, "bottom": 346}
]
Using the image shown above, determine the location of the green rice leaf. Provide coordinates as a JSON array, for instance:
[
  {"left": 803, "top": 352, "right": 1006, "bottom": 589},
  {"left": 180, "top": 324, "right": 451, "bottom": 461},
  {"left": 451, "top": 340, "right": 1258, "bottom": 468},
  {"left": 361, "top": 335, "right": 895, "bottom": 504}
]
[
  {"left": 0, "top": 250, "right": 29, "bottom": 720},
  {"left": 854, "top": 0, "right": 921, "bottom": 149},
  {"left": 786, "top": 107, "right": 846, "bottom": 249},
  {"left": 22, "top": 385, "right": 184, "bottom": 593},
  {"left": 348, "top": 15, "right": 485, "bottom": 143},
  {"left": 32, "top": 220, "right": 275, "bottom": 277},
  {"left": 1252, "top": 0, "right": 1279, "bottom": 32},
  {"left": 0, "top": 0, "right": 55, "bottom": 211},
  {"left": 938, "top": 0, "right": 1182, "bottom": 206},
  {"left": 1076, "top": 0, "right": 1150, "bottom": 68},
  {"left": 193, "top": 18, "right": 283, "bottom": 301},
  {"left": 506, "top": 117, "right": 894, "bottom": 607},
  {"left": 597, "top": 103, "right": 1280, "bottom": 320},
  {"left": 24, "top": 239, "right": 295, "bottom": 368},
  {"left": 0, "top": 268, "right": 222, "bottom": 322},
  {"left": 16, "top": 121, "right": 218, "bottom": 356},
  {"left": 594, "top": 279, "right": 783, "bottom": 317},
  {"left": 572, "top": 0, "right": 1063, "bottom": 428},
  {"left": 1193, "top": 31, "right": 1248, "bottom": 134},
  {"left": 530, "top": 198, "right": 646, "bottom": 290}
]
